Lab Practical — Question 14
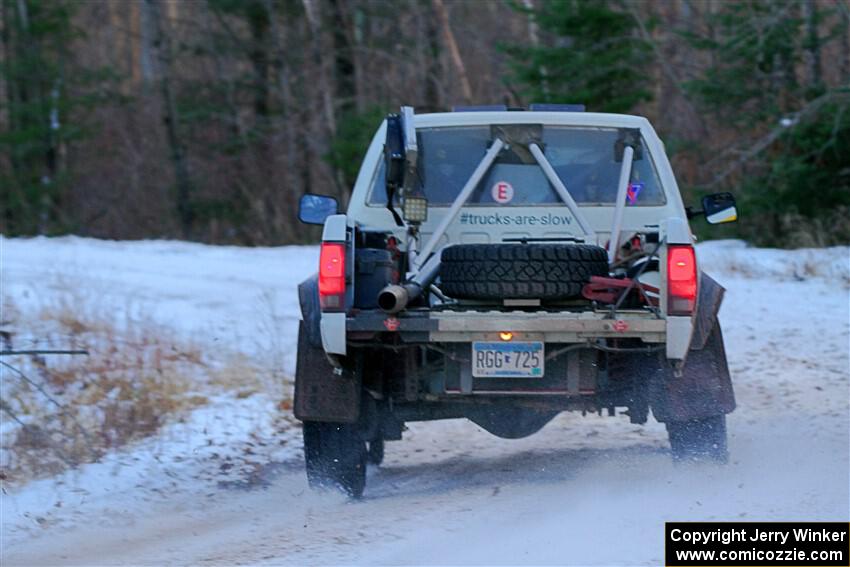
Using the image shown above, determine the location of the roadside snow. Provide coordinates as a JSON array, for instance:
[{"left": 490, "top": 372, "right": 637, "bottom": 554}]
[
  {"left": 1, "top": 236, "right": 319, "bottom": 377},
  {"left": 2, "top": 394, "right": 301, "bottom": 541},
  {"left": 1, "top": 236, "right": 848, "bottom": 566},
  {"left": 698, "top": 239, "right": 850, "bottom": 283}
]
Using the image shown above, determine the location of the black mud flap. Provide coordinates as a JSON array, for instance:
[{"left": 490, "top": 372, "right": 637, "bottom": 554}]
[
  {"left": 649, "top": 272, "right": 736, "bottom": 422},
  {"left": 691, "top": 272, "right": 725, "bottom": 351},
  {"left": 293, "top": 321, "right": 361, "bottom": 423},
  {"left": 649, "top": 322, "right": 736, "bottom": 423},
  {"left": 298, "top": 274, "right": 322, "bottom": 348}
]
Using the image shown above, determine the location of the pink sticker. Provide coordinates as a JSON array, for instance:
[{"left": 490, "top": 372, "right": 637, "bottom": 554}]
[{"left": 491, "top": 181, "right": 514, "bottom": 204}]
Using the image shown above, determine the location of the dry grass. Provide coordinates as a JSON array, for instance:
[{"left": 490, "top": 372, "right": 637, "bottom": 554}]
[{"left": 0, "top": 293, "right": 255, "bottom": 485}]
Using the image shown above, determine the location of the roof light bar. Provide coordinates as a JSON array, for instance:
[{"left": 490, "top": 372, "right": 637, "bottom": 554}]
[{"left": 529, "top": 103, "right": 586, "bottom": 112}]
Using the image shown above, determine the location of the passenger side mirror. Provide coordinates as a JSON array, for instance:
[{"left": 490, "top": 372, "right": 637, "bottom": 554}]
[
  {"left": 298, "top": 194, "right": 338, "bottom": 225},
  {"left": 702, "top": 192, "right": 738, "bottom": 224}
]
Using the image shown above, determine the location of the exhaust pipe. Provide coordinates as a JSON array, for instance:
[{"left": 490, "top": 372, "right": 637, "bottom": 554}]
[
  {"left": 377, "top": 251, "right": 442, "bottom": 313},
  {"left": 378, "top": 283, "right": 418, "bottom": 314}
]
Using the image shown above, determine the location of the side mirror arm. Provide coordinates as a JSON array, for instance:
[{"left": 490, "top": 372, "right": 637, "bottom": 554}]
[{"left": 685, "top": 206, "right": 703, "bottom": 220}]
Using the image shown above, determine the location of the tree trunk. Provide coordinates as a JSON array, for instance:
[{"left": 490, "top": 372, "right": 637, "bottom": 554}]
[
  {"left": 266, "top": 0, "right": 299, "bottom": 243},
  {"left": 521, "top": 0, "right": 549, "bottom": 100},
  {"left": 424, "top": 4, "right": 442, "bottom": 111},
  {"left": 432, "top": 0, "right": 473, "bottom": 104},
  {"left": 801, "top": 0, "right": 822, "bottom": 90},
  {"left": 329, "top": 0, "right": 356, "bottom": 117},
  {"left": 147, "top": 0, "right": 193, "bottom": 239},
  {"left": 301, "top": 0, "right": 344, "bottom": 200},
  {"left": 248, "top": 0, "right": 270, "bottom": 123},
  {"left": 837, "top": 0, "right": 849, "bottom": 85},
  {"left": 137, "top": 0, "right": 155, "bottom": 84},
  {"left": 301, "top": 0, "right": 336, "bottom": 137}
]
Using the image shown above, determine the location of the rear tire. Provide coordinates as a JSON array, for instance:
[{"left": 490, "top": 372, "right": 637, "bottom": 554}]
[
  {"left": 367, "top": 438, "right": 384, "bottom": 465},
  {"left": 303, "top": 421, "right": 367, "bottom": 498},
  {"left": 667, "top": 414, "right": 728, "bottom": 463}
]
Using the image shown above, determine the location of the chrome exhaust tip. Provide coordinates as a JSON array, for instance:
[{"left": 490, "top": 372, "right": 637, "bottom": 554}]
[{"left": 377, "top": 284, "right": 410, "bottom": 314}]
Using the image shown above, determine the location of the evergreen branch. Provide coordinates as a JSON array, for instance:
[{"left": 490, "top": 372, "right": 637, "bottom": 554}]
[{"left": 696, "top": 90, "right": 846, "bottom": 189}]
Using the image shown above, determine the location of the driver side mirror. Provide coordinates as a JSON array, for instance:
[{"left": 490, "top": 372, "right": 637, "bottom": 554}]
[
  {"left": 384, "top": 114, "right": 406, "bottom": 189},
  {"left": 702, "top": 192, "right": 738, "bottom": 224},
  {"left": 298, "top": 193, "right": 338, "bottom": 225}
]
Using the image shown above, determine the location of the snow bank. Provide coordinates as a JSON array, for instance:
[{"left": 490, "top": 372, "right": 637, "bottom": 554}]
[
  {"left": 1, "top": 392, "right": 302, "bottom": 546},
  {"left": 698, "top": 239, "right": 850, "bottom": 283},
  {"left": 1, "top": 235, "right": 320, "bottom": 376},
  {"left": 0, "top": 236, "right": 318, "bottom": 489}
]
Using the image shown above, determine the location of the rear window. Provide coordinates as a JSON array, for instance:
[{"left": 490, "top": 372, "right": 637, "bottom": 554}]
[{"left": 367, "top": 125, "right": 665, "bottom": 206}]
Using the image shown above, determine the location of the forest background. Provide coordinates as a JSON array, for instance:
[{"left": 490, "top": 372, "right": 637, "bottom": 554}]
[{"left": 2, "top": 0, "right": 849, "bottom": 247}]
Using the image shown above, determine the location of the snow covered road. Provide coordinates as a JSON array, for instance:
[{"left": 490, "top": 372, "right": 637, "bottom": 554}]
[{"left": 1, "top": 237, "right": 848, "bottom": 565}]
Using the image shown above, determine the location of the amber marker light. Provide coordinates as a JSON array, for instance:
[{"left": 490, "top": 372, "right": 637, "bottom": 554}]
[{"left": 499, "top": 332, "right": 513, "bottom": 341}]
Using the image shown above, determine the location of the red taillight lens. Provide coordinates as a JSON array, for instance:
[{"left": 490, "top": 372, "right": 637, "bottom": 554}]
[
  {"left": 318, "top": 242, "right": 346, "bottom": 310},
  {"left": 667, "top": 245, "right": 697, "bottom": 315}
]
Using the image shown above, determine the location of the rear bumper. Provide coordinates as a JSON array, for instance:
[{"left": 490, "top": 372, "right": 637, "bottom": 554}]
[{"left": 347, "top": 309, "right": 666, "bottom": 344}]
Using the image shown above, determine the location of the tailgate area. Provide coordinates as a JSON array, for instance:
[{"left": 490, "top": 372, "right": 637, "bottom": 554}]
[{"left": 347, "top": 308, "right": 666, "bottom": 343}]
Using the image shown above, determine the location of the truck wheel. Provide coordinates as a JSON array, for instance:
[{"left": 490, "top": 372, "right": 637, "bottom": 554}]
[
  {"left": 440, "top": 243, "right": 608, "bottom": 300},
  {"left": 367, "top": 438, "right": 384, "bottom": 465},
  {"left": 303, "top": 421, "right": 367, "bottom": 498},
  {"left": 667, "top": 414, "right": 728, "bottom": 463}
]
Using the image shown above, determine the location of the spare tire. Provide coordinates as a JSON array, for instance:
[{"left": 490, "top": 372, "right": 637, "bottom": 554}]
[{"left": 440, "top": 243, "right": 608, "bottom": 300}]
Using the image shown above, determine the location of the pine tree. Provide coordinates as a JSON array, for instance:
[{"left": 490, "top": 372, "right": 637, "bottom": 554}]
[
  {"left": 1, "top": 0, "right": 77, "bottom": 234},
  {"left": 1, "top": 0, "right": 120, "bottom": 235},
  {"left": 504, "top": 0, "right": 651, "bottom": 113},
  {"left": 685, "top": 0, "right": 850, "bottom": 246}
]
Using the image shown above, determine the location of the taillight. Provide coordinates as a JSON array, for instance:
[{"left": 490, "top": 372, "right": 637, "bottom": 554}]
[
  {"left": 318, "top": 242, "right": 346, "bottom": 310},
  {"left": 667, "top": 245, "right": 697, "bottom": 315}
]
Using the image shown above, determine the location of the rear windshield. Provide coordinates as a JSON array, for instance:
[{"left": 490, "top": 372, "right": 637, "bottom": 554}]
[{"left": 367, "top": 125, "right": 665, "bottom": 206}]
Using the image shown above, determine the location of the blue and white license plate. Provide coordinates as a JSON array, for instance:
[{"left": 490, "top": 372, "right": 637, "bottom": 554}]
[{"left": 472, "top": 341, "right": 544, "bottom": 378}]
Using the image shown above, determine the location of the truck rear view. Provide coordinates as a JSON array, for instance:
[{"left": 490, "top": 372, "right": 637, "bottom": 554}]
[{"left": 294, "top": 106, "right": 739, "bottom": 497}]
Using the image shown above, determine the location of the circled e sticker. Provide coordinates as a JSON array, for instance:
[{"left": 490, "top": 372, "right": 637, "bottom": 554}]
[{"left": 491, "top": 181, "right": 514, "bottom": 204}]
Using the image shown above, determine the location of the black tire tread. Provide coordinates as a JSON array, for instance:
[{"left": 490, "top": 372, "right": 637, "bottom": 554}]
[
  {"left": 303, "top": 421, "right": 367, "bottom": 497},
  {"left": 440, "top": 243, "right": 608, "bottom": 300},
  {"left": 667, "top": 414, "right": 728, "bottom": 463}
]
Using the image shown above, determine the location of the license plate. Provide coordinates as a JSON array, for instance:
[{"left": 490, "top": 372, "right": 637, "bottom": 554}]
[{"left": 472, "top": 341, "right": 544, "bottom": 378}]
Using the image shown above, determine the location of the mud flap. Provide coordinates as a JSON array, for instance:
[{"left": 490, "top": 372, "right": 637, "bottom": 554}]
[
  {"left": 691, "top": 272, "right": 725, "bottom": 351},
  {"left": 649, "top": 322, "right": 736, "bottom": 423},
  {"left": 645, "top": 271, "right": 735, "bottom": 422},
  {"left": 293, "top": 321, "right": 361, "bottom": 423},
  {"left": 298, "top": 274, "right": 322, "bottom": 348}
]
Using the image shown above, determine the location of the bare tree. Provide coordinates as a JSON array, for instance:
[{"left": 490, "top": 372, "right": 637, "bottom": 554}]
[
  {"left": 146, "top": 0, "right": 193, "bottom": 239},
  {"left": 432, "top": 0, "right": 472, "bottom": 104},
  {"left": 801, "top": 0, "right": 823, "bottom": 88}
]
